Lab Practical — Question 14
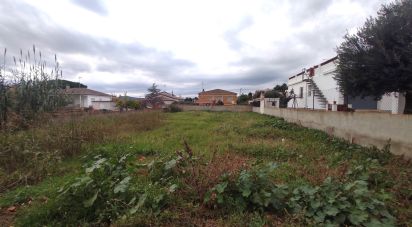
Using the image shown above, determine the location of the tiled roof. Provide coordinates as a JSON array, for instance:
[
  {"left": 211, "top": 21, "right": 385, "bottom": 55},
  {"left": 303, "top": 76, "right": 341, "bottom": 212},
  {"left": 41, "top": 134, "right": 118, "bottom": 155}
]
[
  {"left": 199, "top": 89, "right": 237, "bottom": 95},
  {"left": 157, "top": 92, "right": 183, "bottom": 101},
  {"left": 64, "top": 88, "right": 111, "bottom": 96}
]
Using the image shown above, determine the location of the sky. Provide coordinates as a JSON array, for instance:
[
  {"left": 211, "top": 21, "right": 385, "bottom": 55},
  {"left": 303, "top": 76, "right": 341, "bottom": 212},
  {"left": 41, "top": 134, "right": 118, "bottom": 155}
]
[{"left": 0, "top": 0, "right": 391, "bottom": 97}]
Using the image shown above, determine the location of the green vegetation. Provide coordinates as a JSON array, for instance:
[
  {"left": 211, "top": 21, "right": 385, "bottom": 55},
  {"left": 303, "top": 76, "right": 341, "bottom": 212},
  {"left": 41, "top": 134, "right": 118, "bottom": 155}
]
[
  {"left": 0, "top": 46, "right": 67, "bottom": 129},
  {"left": 336, "top": 0, "right": 412, "bottom": 113},
  {"left": 0, "top": 111, "right": 410, "bottom": 226}
]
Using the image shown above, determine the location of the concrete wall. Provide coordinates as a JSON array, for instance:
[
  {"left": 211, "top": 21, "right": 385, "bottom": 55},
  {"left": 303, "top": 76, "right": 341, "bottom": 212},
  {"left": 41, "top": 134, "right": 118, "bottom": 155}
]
[
  {"left": 252, "top": 107, "right": 412, "bottom": 157},
  {"left": 178, "top": 105, "right": 252, "bottom": 112}
]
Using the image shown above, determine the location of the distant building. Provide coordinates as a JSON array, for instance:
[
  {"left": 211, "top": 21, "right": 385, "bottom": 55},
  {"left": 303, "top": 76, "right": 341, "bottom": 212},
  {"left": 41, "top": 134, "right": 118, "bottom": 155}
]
[
  {"left": 156, "top": 91, "right": 183, "bottom": 106},
  {"left": 197, "top": 89, "right": 237, "bottom": 106},
  {"left": 286, "top": 56, "right": 405, "bottom": 113},
  {"left": 64, "top": 87, "right": 116, "bottom": 110}
]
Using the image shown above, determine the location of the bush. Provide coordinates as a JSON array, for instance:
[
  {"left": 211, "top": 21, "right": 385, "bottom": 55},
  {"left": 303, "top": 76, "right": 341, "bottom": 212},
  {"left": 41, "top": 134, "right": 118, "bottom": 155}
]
[{"left": 164, "top": 104, "right": 182, "bottom": 113}]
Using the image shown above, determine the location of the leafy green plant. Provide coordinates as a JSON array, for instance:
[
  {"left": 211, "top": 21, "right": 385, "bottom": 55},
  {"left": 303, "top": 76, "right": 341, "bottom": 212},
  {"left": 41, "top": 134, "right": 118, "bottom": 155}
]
[
  {"left": 18, "top": 150, "right": 170, "bottom": 225},
  {"left": 205, "top": 162, "right": 289, "bottom": 212},
  {"left": 289, "top": 177, "right": 395, "bottom": 226}
]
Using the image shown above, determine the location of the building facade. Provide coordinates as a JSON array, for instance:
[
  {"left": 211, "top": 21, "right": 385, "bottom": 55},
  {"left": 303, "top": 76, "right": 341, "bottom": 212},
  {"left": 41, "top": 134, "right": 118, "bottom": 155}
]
[
  {"left": 64, "top": 88, "right": 116, "bottom": 110},
  {"left": 197, "top": 89, "right": 237, "bottom": 106},
  {"left": 287, "top": 57, "right": 345, "bottom": 109},
  {"left": 286, "top": 57, "right": 405, "bottom": 113},
  {"left": 156, "top": 92, "right": 183, "bottom": 106}
]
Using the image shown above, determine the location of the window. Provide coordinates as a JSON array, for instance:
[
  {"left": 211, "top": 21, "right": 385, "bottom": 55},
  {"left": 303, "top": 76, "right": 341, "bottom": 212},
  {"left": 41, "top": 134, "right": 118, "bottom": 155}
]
[
  {"left": 91, "top": 98, "right": 95, "bottom": 101},
  {"left": 308, "top": 85, "right": 312, "bottom": 96},
  {"left": 227, "top": 96, "right": 233, "bottom": 102},
  {"left": 299, "top": 87, "right": 303, "bottom": 98}
]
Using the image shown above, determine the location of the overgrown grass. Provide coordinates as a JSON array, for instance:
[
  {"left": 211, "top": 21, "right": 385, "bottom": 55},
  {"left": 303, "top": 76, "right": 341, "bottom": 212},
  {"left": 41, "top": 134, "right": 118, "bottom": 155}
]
[
  {"left": 0, "top": 111, "right": 410, "bottom": 226},
  {"left": 0, "top": 111, "right": 163, "bottom": 192}
]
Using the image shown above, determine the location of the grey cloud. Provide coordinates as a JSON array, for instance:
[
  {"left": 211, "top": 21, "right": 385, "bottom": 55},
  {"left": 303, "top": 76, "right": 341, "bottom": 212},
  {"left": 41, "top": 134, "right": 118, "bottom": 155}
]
[
  {"left": 288, "top": 0, "right": 335, "bottom": 25},
  {"left": 0, "top": 0, "right": 385, "bottom": 97},
  {"left": 71, "top": 0, "right": 108, "bottom": 16},
  {"left": 61, "top": 60, "right": 92, "bottom": 76},
  {"left": 0, "top": 0, "right": 195, "bottom": 84},
  {"left": 223, "top": 16, "right": 254, "bottom": 50}
]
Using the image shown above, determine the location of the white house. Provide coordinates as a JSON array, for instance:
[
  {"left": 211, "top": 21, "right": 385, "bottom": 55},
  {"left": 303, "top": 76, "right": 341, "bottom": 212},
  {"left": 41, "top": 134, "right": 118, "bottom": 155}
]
[
  {"left": 287, "top": 57, "right": 345, "bottom": 110},
  {"left": 156, "top": 91, "right": 183, "bottom": 106},
  {"left": 64, "top": 88, "right": 116, "bottom": 110},
  {"left": 286, "top": 57, "right": 405, "bottom": 113}
]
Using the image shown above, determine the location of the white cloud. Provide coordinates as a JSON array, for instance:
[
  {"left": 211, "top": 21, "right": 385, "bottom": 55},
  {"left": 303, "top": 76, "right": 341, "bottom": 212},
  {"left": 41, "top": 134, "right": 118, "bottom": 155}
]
[{"left": 0, "top": 0, "right": 392, "bottom": 97}]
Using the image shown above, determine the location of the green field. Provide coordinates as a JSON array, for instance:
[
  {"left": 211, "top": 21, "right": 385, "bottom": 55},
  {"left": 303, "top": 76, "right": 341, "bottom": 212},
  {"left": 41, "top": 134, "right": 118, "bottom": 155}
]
[{"left": 0, "top": 111, "right": 411, "bottom": 226}]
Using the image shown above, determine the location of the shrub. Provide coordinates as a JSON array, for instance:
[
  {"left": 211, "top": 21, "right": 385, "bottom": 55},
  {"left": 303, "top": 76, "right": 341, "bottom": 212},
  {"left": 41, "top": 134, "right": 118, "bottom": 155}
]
[{"left": 164, "top": 104, "right": 182, "bottom": 113}]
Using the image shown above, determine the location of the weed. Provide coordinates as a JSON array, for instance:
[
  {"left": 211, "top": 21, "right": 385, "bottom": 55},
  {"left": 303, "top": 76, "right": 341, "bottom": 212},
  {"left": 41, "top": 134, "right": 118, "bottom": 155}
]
[{"left": 289, "top": 177, "right": 395, "bottom": 226}]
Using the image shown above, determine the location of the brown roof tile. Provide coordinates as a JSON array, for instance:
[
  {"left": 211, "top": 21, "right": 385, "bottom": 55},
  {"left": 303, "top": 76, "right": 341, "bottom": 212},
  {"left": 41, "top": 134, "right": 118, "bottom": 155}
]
[{"left": 199, "top": 89, "right": 237, "bottom": 95}]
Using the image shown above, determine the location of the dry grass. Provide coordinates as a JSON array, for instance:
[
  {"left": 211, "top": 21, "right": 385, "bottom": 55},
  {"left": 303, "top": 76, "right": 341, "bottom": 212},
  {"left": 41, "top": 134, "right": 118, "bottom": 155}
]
[
  {"left": 181, "top": 152, "right": 252, "bottom": 200},
  {"left": 0, "top": 111, "right": 164, "bottom": 192},
  {"left": 293, "top": 156, "right": 350, "bottom": 185}
]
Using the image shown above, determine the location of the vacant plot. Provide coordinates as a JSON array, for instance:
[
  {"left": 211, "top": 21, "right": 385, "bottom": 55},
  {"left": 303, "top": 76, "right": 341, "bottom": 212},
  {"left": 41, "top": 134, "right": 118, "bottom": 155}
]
[{"left": 0, "top": 111, "right": 411, "bottom": 226}]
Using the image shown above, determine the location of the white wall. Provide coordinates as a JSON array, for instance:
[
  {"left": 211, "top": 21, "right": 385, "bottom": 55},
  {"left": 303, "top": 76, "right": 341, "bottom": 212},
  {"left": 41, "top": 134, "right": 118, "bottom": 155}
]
[
  {"left": 377, "top": 93, "right": 392, "bottom": 111},
  {"left": 68, "top": 95, "right": 112, "bottom": 108},
  {"left": 92, "top": 101, "right": 116, "bottom": 110},
  {"left": 287, "top": 60, "right": 343, "bottom": 109},
  {"left": 85, "top": 95, "right": 111, "bottom": 107}
]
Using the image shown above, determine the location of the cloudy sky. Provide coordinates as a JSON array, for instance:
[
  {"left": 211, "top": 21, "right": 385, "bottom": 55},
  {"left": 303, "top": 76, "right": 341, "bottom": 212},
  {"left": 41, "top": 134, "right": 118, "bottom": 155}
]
[{"left": 0, "top": 0, "right": 390, "bottom": 97}]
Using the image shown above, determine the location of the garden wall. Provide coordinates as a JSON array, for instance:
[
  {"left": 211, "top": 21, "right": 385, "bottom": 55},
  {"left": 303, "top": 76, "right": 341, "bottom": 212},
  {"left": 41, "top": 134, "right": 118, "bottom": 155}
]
[
  {"left": 177, "top": 105, "right": 253, "bottom": 112},
  {"left": 253, "top": 107, "right": 412, "bottom": 157}
]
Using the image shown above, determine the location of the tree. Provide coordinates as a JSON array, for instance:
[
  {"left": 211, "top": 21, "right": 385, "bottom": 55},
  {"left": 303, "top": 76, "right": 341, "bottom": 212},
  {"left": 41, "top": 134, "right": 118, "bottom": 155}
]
[
  {"left": 237, "top": 94, "right": 250, "bottom": 104},
  {"left": 144, "top": 83, "right": 163, "bottom": 108},
  {"left": 184, "top": 97, "right": 193, "bottom": 102},
  {"left": 248, "top": 92, "right": 253, "bottom": 100},
  {"left": 335, "top": 0, "right": 412, "bottom": 113},
  {"left": 273, "top": 83, "right": 292, "bottom": 108},
  {"left": 253, "top": 84, "right": 292, "bottom": 108},
  {"left": 126, "top": 100, "right": 140, "bottom": 110},
  {"left": 252, "top": 90, "right": 265, "bottom": 99}
]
